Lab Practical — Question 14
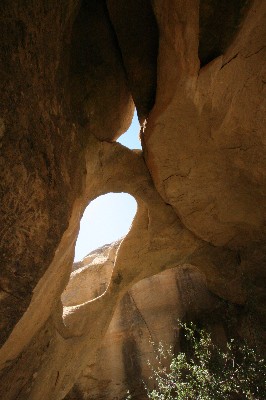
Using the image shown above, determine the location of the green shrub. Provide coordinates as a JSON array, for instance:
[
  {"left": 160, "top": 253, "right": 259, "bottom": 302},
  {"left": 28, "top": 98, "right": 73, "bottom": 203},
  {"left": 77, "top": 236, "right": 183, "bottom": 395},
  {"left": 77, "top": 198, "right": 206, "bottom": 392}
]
[{"left": 145, "top": 322, "right": 266, "bottom": 400}]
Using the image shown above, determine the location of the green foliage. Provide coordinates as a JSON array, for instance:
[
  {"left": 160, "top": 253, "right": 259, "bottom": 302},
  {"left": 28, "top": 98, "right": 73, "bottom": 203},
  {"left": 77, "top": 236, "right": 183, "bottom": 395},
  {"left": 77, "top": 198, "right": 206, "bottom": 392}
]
[{"left": 146, "top": 322, "right": 266, "bottom": 400}]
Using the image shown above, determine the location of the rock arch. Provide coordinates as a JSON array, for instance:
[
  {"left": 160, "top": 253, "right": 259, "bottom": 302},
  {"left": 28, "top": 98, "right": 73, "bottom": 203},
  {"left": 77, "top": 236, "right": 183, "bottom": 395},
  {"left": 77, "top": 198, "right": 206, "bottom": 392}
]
[
  {"left": 0, "top": 0, "right": 265, "bottom": 399},
  {"left": 0, "top": 137, "right": 244, "bottom": 399}
]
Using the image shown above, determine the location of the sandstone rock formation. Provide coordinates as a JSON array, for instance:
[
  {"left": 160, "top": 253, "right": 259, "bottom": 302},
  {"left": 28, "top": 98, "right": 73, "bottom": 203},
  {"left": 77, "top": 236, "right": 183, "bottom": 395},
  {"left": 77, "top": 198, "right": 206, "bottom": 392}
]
[
  {"left": 62, "top": 241, "right": 120, "bottom": 307},
  {"left": 63, "top": 241, "right": 222, "bottom": 400},
  {"left": 144, "top": 0, "right": 266, "bottom": 249},
  {"left": 0, "top": 0, "right": 265, "bottom": 399}
]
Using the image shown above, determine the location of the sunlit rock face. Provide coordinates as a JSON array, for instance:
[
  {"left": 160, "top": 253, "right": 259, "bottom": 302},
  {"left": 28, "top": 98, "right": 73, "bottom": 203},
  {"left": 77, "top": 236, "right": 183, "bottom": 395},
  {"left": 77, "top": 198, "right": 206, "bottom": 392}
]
[
  {"left": 0, "top": 0, "right": 265, "bottom": 399},
  {"left": 144, "top": 0, "right": 266, "bottom": 250},
  {"left": 64, "top": 242, "right": 219, "bottom": 400},
  {"left": 62, "top": 241, "right": 120, "bottom": 307}
]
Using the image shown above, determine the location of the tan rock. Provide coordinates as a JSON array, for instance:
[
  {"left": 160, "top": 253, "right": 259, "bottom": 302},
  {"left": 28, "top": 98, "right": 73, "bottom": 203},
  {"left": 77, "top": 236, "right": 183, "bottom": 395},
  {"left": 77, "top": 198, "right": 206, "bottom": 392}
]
[
  {"left": 0, "top": 1, "right": 265, "bottom": 399},
  {"left": 62, "top": 241, "right": 120, "bottom": 307},
  {"left": 0, "top": 138, "right": 240, "bottom": 400},
  {"left": 64, "top": 243, "right": 219, "bottom": 400},
  {"left": 144, "top": 0, "right": 266, "bottom": 248}
]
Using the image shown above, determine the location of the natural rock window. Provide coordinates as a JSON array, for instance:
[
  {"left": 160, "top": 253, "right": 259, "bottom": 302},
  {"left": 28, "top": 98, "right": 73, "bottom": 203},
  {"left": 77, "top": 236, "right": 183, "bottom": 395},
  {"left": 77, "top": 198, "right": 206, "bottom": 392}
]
[
  {"left": 117, "top": 109, "right": 141, "bottom": 150},
  {"left": 74, "top": 193, "right": 137, "bottom": 262},
  {"left": 62, "top": 193, "right": 137, "bottom": 306}
]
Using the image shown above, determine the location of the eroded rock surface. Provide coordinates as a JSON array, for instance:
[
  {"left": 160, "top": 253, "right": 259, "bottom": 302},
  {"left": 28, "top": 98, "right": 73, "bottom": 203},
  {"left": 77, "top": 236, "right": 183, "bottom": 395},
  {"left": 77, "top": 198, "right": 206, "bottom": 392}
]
[
  {"left": 64, "top": 242, "right": 220, "bottom": 400},
  {"left": 62, "top": 241, "right": 120, "bottom": 307},
  {"left": 144, "top": 0, "right": 266, "bottom": 249},
  {"left": 0, "top": 1, "right": 265, "bottom": 399}
]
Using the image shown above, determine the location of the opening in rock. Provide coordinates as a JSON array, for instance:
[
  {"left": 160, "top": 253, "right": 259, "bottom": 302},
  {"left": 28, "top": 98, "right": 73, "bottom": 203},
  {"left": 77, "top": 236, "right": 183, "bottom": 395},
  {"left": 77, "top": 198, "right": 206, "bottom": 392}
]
[
  {"left": 62, "top": 193, "right": 137, "bottom": 307},
  {"left": 117, "top": 109, "right": 141, "bottom": 149},
  {"left": 74, "top": 193, "right": 137, "bottom": 262}
]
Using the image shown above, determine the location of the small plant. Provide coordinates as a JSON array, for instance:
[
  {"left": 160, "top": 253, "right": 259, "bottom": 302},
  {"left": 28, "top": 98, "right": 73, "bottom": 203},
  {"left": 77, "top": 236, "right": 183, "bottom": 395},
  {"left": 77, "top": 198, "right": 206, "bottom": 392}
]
[{"left": 146, "top": 322, "right": 266, "bottom": 400}]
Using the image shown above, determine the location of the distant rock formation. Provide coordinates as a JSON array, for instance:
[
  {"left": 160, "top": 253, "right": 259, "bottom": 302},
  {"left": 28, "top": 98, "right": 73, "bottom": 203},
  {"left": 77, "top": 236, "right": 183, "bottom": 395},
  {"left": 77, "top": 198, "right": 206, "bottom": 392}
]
[{"left": 62, "top": 241, "right": 121, "bottom": 306}]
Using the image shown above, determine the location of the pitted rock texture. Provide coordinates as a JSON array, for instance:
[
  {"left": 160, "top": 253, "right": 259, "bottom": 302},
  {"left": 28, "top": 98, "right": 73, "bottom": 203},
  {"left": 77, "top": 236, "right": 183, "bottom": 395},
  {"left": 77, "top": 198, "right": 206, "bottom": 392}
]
[
  {"left": 0, "top": 0, "right": 134, "bottom": 349},
  {"left": 0, "top": 0, "right": 81, "bottom": 347},
  {"left": 0, "top": 1, "right": 265, "bottom": 399}
]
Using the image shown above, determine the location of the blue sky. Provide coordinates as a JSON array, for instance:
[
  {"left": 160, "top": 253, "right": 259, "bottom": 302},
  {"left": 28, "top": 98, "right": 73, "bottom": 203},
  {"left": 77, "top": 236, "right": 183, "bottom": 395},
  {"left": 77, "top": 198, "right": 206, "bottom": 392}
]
[
  {"left": 74, "top": 111, "right": 141, "bottom": 261},
  {"left": 117, "top": 110, "right": 141, "bottom": 149}
]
